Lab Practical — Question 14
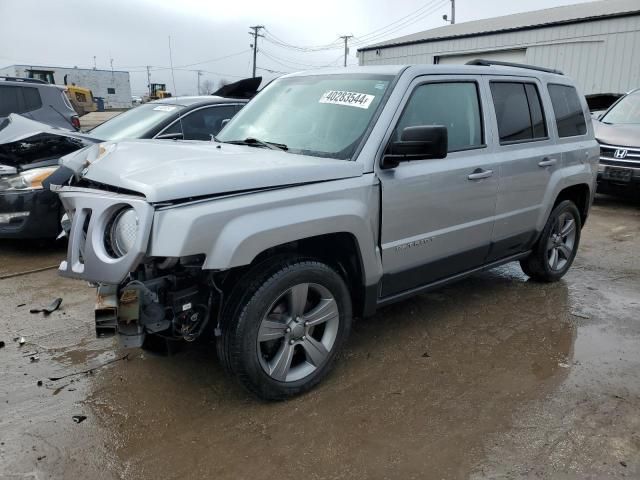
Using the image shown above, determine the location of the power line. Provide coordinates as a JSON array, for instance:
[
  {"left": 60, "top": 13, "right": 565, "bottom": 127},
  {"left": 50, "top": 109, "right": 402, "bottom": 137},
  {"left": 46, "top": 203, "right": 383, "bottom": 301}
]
[
  {"left": 351, "top": 0, "right": 445, "bottom": 44},
  {"left": 120, "top": 49, "right": 250, "bottom": 72},
  {"left": 262, "top": 29, "right": 342, "bottom": 52},
  {"left": 260, "top": 0, "right": 448, "bottom": 61},
  {"left": 260, "top": 50, "right": 342, "bottom": 72},
  {"left": 349, "top": 0, "right": 449, "bottom": 47},
  {"left": 259, "top": 48, "right": 343, "bottom": 69}
]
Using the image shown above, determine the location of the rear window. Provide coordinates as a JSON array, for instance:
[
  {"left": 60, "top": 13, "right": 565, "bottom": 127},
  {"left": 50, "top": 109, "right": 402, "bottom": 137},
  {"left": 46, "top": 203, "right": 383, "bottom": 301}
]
[
  {"left": 548, "top": 84, "right": 587, "bottom": 137},
  {"left": 490, "top": 82, "right": 547, "bottom": 143}
]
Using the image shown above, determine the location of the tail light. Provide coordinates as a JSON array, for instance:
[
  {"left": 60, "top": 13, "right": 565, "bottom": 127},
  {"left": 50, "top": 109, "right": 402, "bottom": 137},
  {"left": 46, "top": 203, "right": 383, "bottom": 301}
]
[{"left": 71, "top": 115, "right": 81, "bottom": 130}]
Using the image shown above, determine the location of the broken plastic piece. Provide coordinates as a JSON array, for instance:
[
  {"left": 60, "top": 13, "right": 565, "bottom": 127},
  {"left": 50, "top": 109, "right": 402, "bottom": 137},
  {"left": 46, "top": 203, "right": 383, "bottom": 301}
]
[
  {"left": 18, "top": 337, "right": 25, "bottom": 346},
  {"left": 72, "top": 415, "right": 87, "bottom": 424},
  {"left": 30, "top": 297, "right": 63, "bottom": 315}
]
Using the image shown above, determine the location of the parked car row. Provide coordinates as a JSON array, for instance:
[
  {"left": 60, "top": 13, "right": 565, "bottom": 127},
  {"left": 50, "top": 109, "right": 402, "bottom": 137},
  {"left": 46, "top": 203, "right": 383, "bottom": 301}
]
[
  {"left": 52, "top": 62, "right": 600, "bottom": 400},
  {"left": 0, "top": 95, "right": 248, "bottom": 239}
]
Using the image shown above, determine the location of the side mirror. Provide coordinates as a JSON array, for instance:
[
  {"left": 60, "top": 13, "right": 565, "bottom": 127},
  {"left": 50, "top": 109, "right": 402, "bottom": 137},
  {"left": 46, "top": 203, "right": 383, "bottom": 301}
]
[
  {"left": 156, "top": 132, "right": 183, "bottom": 140},
  {"left": 382, "top": 125, "right": 448, "bottom": 169}
]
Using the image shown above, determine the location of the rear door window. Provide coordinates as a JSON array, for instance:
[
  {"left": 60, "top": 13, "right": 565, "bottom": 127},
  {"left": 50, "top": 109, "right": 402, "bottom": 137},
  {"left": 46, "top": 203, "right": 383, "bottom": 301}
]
[
  {"left": 548, "top": 84, "right": 587, "bottom": 137},
  {"left": 490, "top": 82, "right": 547, "bottom": 143}
]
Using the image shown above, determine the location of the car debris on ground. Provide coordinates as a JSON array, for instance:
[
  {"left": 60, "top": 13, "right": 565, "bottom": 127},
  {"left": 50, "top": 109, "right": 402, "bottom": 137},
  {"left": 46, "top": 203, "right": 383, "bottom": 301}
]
[{"left": 29, "top": 297, "right": 62, "bottom": 315}]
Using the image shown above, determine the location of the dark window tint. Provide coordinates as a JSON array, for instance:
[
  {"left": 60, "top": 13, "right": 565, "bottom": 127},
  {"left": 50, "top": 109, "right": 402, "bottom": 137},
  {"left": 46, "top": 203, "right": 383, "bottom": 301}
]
[
  {"left": 181, "top": 105, "right": 238, "bottom": 140},
  {"left": 162, "top": 121, "right": 183, "bottom": 136},
  {"left": 394, "top": 82, "right": 483, "bottom": 152},
  {"left": 491, "top": 82, "right": 547, "bottom": 143},
  {"left": 548, "top": 84, "right": 587, "bottom": 137},
  {"left": 22, "top": 87, "right": 42, "bottom": 112},
  {"left": 0, "top": 86, "right": 22, "bottom": 116},
  {"left": 107, "top": 87, "right": 116, "bottom": 94}
]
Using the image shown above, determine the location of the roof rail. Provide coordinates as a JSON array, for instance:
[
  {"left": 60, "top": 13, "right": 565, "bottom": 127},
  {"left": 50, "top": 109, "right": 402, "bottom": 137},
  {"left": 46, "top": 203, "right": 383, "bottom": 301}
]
[
  {"left": 0, "top": 76, "right": 48, "bottom": 84},
  {"left": 466, "top": 59, "right": 564, "bottom": 75}
]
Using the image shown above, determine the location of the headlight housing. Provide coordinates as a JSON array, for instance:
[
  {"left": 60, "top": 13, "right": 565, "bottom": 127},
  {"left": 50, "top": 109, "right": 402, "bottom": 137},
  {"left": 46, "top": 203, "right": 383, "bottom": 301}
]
[
  {"left": 108, "top": 208, "right": 139, "bottom": 257},
  {"left": 0, "top": 167, "right": 58, "bottom": 191}
]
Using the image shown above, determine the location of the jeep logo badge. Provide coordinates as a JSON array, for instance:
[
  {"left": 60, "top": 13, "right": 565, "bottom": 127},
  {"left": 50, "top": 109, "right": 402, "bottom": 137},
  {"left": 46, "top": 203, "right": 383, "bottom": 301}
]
[{"left": 614, "top": 149, "right": 628, "bottom": 159}]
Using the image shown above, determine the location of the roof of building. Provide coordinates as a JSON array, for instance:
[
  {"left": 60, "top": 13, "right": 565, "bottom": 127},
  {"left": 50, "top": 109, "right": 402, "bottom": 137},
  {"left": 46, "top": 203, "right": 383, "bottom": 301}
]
[
  {"left": 2, "top": 64, "right": 130, "bottom": 74},
  {"left": 358, "top": 0, "right": 640, "bottom": 52}
]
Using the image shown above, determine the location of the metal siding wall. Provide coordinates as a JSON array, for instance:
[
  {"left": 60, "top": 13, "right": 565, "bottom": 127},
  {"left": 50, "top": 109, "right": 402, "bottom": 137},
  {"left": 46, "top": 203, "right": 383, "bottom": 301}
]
[{"left": 360, "top": 15, "right": 640, "bottom": 94}]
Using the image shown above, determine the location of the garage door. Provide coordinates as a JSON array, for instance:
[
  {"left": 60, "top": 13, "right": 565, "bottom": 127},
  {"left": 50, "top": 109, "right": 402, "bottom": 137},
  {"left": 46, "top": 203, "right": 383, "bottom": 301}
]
[{"left": 435, "top": 49, "right": 526, "bottom": 65}]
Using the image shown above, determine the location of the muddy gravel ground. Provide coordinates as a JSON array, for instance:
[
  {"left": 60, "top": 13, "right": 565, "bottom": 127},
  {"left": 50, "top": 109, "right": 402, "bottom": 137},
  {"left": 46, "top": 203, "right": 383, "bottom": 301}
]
[{"left": 1, "top": 195, "right": 638, "bottom": 480}]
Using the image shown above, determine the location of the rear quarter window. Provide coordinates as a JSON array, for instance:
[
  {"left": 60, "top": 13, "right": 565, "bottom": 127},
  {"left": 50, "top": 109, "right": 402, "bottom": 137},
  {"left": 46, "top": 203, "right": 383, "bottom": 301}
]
[
  {"left": 22, "top": 87, "right": 43, "bottom": 112},
  {"left": 548, "top": 84, "right": 587, "bottom": 138}
]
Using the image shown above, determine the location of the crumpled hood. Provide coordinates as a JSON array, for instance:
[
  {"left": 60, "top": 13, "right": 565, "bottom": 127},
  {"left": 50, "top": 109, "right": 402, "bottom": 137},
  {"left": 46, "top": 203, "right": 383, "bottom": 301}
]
[
  {"left": 0, "top": 114, "right": 100, "bottom": 169},
  {"left": 64, "top": 139, "right": 364, "bottom": 203},
  {"left": 593, "top": 120, "right": 640, "bottom": 148}
]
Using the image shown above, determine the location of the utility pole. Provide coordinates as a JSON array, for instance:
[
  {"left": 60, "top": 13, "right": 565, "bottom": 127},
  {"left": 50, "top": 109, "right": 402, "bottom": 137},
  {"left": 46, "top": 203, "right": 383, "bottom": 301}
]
[
  {"left": 197, "top": 70, "right": 203, "bottom": 95},
  {"left": 146, "top": 66, "right": 151, "bottom": 98},
  {"left": 249, "top": 25, "right": 264, "bottom": 78},
  {"left": 340, "top": 35, "right": 353, "bottom": 67},
  {"left": 93, "top": 56, "right": 96, "bottom": 70}
]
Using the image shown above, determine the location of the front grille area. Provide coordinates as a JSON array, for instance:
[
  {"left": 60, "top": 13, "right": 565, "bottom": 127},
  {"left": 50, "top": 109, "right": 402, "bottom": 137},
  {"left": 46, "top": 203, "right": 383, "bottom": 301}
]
[{"left": 599, "top": 144, "right": 640, "bottom": 168}]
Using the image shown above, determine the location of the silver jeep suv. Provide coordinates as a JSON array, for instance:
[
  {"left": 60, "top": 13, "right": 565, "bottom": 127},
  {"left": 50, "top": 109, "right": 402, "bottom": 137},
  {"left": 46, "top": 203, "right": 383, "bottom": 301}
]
[{"left": 54, "top": 62, "right": 598, "bottom": 400}]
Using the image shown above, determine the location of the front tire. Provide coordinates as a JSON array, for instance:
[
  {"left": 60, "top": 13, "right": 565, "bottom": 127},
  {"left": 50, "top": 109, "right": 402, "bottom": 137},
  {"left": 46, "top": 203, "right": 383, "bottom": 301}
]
[
  {"left": 520, "top": 200, "right": 581, "bottom": 282},
  {"left": 218, "top": 257, "right": 352, "bottom": 400}
]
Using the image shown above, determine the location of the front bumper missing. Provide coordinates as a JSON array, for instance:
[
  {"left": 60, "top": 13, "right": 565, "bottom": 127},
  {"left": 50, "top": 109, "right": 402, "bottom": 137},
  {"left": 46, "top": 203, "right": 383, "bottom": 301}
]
[
  {"left": 94, "top": 275, "right": 211, "bottom": 348},
  {"left": 95, "top": 284, "right": 171, "bottom": 348}
]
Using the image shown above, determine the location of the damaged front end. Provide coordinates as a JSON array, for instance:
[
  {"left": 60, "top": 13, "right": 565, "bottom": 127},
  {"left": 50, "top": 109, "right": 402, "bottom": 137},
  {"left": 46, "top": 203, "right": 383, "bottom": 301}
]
[
  {"left": 94, "top": 256, "right": 218, "bottom": 348},
  {"left": 55, "top": 185, "right": 221, "bottom": 349}
]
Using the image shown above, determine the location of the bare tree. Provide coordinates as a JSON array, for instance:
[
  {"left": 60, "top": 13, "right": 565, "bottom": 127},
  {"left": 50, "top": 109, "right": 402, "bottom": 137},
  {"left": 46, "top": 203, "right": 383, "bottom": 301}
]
[{"left": 201, "top": 79, "right": 215, "bottom": 95}]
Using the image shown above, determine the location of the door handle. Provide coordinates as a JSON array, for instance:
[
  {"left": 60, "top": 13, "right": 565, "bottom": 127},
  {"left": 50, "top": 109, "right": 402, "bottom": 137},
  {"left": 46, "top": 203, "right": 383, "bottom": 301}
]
[
  {"left": 467, "top": 168, "right": 493, "bottom": 180},
  {"left": 538, "top": 157, "right": 557, "bottom": 167}
]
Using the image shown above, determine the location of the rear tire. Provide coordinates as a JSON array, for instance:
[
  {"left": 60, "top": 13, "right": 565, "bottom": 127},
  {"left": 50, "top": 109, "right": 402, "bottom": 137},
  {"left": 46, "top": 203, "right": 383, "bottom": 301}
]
[
  {"left": 520, "top": 200, "right": 581, "bottom": 282},
  {"left": 217, "top": 256, "right": 352, "bottom": 401}
]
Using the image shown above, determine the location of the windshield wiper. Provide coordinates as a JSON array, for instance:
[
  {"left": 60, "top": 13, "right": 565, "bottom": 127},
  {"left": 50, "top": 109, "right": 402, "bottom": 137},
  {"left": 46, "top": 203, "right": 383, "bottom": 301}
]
[{"left": 224, "top": 137, "right": 288, "bottom": 151}]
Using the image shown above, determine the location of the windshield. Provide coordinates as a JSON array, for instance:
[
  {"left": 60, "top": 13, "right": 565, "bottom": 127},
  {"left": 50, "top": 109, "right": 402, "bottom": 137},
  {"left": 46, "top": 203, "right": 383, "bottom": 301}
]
[
  {"left": 601, "top": 91, "right": 640, "bottom": 124},
  {"left": 216, "top": 74, "right": 393, "bottom": 159},
  {"left": 89, "top": 103, "right": 185, "bottom": 140}
]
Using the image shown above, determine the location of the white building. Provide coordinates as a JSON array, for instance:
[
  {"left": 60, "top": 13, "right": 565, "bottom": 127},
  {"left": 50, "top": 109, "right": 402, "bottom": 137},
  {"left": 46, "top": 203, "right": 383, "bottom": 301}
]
[
  {"left": 358, "top": 0, "right": 640, "bottom": 96},
  {"left": 0, "top": 64, "right": 132, "bottom": 109}
]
